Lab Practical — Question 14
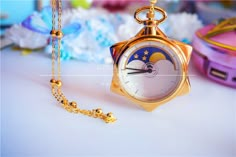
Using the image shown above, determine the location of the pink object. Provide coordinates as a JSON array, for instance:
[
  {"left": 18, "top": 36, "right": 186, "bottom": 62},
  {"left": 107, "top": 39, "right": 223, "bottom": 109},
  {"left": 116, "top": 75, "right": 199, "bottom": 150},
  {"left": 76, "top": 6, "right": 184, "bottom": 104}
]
[
  {"left": 192, "top": 21, "right": 236, "bottom": 88},
  {"left": 197, "top": 24, "right": 236, "bottom": 55},
  {"left": 94, "top": 0, "right": 131, "bottom": 6},
  {"left": 196, "top": 2, "right": 236, "bottom": 24},
  {"left": 93, "top": 0, "right": 145, "bottom": 11}
]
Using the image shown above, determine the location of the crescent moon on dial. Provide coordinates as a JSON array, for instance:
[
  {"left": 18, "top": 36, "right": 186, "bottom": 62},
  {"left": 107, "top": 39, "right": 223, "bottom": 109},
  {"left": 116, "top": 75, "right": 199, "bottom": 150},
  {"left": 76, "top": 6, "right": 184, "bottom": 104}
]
[{"left": 149, "top": 52, "right": 166, "bottom": 63}]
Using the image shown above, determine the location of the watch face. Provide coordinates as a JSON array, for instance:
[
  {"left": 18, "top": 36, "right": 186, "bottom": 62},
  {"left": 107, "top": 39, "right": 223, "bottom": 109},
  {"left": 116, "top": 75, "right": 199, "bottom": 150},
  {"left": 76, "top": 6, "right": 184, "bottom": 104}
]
[{"left": 118, "top": 40, "right": 183, "bottom": 102}]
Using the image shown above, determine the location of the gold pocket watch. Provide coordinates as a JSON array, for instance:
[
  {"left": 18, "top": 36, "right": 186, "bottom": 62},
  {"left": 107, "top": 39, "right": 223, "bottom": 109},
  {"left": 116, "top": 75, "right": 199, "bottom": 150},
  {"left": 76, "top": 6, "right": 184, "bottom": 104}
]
[{"left": 110, "top": 0, "right": 192, "bottom": 111}]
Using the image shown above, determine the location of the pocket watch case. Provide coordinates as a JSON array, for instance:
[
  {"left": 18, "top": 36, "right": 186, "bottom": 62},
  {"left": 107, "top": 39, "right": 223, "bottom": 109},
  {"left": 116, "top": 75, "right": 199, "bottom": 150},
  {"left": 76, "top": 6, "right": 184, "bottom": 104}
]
[{"left": 110, "top": 6, "right": 192, "bottom": 111}]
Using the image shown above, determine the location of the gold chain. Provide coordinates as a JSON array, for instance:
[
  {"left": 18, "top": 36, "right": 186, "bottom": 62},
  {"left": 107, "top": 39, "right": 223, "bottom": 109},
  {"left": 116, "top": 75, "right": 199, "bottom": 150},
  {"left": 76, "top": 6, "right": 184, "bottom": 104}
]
[
  {"left": 49, "top": 0, "right": 116, "bottom": 123},
  {"left": 149, "top": 0, "right": 157, "bottom": 13}
]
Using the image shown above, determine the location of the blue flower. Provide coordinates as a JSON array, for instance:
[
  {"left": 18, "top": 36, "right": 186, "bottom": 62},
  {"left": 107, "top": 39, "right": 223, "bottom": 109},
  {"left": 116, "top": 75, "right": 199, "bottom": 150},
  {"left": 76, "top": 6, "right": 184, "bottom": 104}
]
[{"left": 22, "top": 6, "right": 81, "bottom": 61}]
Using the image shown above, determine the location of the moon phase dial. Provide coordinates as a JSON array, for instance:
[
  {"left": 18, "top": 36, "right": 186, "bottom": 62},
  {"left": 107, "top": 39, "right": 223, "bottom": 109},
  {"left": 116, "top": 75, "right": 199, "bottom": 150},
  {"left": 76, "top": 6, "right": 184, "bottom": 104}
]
[{"left": 118, "top": 41, "right": 183, "bottom": 102}]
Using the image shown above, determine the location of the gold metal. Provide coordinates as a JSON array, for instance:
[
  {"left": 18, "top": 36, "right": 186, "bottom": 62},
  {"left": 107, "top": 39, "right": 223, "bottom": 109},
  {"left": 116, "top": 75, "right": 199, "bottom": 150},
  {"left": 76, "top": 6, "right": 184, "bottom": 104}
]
[
  {"left": 55, "top": 80, "right": 62, "bottom": 87},
  {"left": 50, "top": 30, "right": 57, "bottom": 37},
  {"left": 50, "top": 0, "right": 116, "bottom": 123},
  {"left": 50, "top": 78, "right": 56, "bottom": 85},
  {"left": 197, "top": 17, "right": 236, "bottom": 52},
  {"left": 134, "top": 6, "right": 167, "bottom": 25},
  {"left": 110, "top": 1, "right": 192, "bottom": 111},
  {"left": 56, "top": 30, "right": 63, "bottom": 39},
  {"left": 210, "top": 69, "right": 227, "bottom": 80},
  {"left": 70, "top": 101, "right": 77, "bottom": 108},
  {"left": 104, "top": 113, "right": 116, "bottom": 123},
  {"left": 177, "top": 77, "right": 191, "bottom": 96},
  {"left": 95, "top": 108, "right": 103, "bottom": 114}
]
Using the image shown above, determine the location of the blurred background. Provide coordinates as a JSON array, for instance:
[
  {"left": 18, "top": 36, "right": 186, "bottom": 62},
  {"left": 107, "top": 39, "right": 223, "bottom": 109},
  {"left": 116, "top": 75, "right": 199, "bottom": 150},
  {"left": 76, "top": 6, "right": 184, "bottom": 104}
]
[
  {"left": 0, "top": 0, "right": 236, "bottom": 67},
  {"left": 1, "top": 2, "right": 235, "bottom": 157},
  {"left": 0, "top": 0, "right": 236, "bottom": 41},
  {"left": 1, "top": 0, "right": 236, "bottom": 35},
  {"left": 1, "top": 0, "right": 236, "bottom": 26}
]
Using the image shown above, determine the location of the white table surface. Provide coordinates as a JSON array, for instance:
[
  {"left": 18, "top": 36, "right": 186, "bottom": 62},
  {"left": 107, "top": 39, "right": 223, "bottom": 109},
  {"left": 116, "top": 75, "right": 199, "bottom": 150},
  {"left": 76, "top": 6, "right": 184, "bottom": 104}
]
[{"left": 1, "top": 47, "right": 236, "bottom": 157}]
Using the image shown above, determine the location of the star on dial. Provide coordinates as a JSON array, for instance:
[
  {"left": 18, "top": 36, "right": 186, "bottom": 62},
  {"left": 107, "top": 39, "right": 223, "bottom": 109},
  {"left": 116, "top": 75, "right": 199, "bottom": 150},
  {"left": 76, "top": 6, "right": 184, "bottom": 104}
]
[
  {"left": 144, "top": 50, "right": 149, "bottom": 55},
  {"left": 142, "top": 56, "right": 147, "bottom": 61}
]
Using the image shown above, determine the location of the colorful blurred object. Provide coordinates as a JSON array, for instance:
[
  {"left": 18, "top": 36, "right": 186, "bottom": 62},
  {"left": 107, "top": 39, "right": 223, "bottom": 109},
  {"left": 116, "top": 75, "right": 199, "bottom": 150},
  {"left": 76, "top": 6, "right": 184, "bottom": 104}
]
[
  {"left": 71, "top": 0, "right": 93, "bottom": 9},
  {"left": 22, "top": 7, "right": 81, "bottom": 35},
  {"left": 0, "top": 0, "right": 51, "bottom": 27},
  {"left": 2, "top": 0, "right": 204, "bottom": 64},
  {"left": 5, "top": 24, "right": 48, "bottom": 49},
  {"left": 93, "top": 0, "right": 132, "bottom": 7},
  {"left": 196, "top": 1, "right": 236, "bottom": 24},
  {"left": 159, "top": 12, "right": 202, "bottom": 44},
  {"left": 192, "top": 18, "right": 236, "bottom": 88},
  {"left": 5, "top": 5, "right": 202, "bottom": 63},
  {"left": 93, "top": 0, "right": 145, "bottom": 11}
]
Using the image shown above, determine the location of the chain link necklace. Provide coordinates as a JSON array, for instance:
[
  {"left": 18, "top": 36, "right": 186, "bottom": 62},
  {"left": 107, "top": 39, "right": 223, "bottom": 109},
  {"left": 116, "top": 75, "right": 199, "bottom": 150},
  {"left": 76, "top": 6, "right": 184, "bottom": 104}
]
[{"left": 49, "top": 0, "right": 116, "bottom": 123}]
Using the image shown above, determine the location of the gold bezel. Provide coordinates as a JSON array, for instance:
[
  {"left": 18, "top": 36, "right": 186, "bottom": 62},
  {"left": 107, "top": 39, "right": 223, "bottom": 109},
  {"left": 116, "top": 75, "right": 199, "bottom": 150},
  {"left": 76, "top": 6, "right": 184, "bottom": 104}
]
[
  {"left": 110, "top": 4, "right": 192, "bottom": 111},
  {"left": 111, "top": 35, "right": 189, "bottom": 111}
]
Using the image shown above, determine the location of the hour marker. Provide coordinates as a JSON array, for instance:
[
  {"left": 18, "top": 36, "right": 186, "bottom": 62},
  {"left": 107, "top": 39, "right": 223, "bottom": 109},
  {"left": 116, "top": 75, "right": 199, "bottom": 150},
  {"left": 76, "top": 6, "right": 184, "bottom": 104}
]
[
  {"left": 135, "top": 89, "right": 139, "bottom": 94},
  {"left": 125, "top": 81, "right": 130, "bottom": 84}
]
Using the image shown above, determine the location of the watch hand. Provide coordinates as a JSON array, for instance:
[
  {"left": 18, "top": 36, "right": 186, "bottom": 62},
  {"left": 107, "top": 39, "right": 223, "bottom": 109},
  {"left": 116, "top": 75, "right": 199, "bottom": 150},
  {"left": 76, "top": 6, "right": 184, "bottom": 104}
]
[
  {"left": 128, "top": 71, "right": 148, "bottom": 74},
  {"left": 125, "top": 67, "right": 145, "bottom": 71},
  {"left": 128, "top": 69, "right": 153, "bottom": 74}
]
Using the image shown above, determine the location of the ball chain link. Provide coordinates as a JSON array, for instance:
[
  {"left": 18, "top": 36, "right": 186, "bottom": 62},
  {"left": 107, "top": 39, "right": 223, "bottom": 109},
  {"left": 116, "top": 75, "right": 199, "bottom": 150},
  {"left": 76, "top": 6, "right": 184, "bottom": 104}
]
[{"left": 50, "top": 0, "right": 116, "bottom": 123}]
